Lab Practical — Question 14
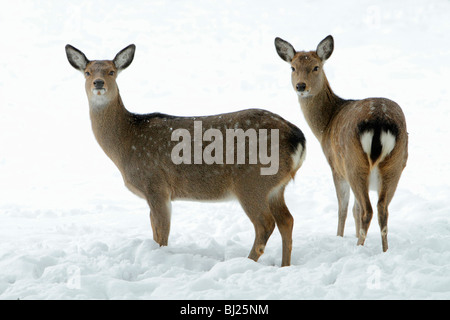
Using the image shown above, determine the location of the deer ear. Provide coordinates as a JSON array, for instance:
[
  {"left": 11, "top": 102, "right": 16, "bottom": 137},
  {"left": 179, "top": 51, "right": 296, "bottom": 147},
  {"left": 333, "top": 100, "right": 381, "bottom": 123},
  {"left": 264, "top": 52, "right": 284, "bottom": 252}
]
[
  {"left": 316, "top": 35, "right": 334, "bottom": 62},
  {"left": 65, "top": 44, "right": 89, "bottom": 72},
  {"left": 275, "top": 37, "right": 296, "bottom": 63},
  {"left": 113, "top": 44, "right": 136, "bottom": 71}
]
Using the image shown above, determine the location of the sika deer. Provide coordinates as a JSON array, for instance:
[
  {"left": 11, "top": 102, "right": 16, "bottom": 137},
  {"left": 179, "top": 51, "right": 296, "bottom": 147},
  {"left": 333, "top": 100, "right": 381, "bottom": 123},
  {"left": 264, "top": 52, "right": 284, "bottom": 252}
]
[
  {"left": 275, "top": 36, "right": 408, "bottom": 251},
  {"left": 65, "top": 44, "right": 306, "bottom": 266}
]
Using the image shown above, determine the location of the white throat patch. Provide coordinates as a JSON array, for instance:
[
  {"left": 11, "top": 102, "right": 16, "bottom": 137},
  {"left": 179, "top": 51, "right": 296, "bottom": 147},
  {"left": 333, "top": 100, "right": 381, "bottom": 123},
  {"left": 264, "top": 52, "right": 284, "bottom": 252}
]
[{"left": 89, "top": 93, "right": 110, "bottom": 111}]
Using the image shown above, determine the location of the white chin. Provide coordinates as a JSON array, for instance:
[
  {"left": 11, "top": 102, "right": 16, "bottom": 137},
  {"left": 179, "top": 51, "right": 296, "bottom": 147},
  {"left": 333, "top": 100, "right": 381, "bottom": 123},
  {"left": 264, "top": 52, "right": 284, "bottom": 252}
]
[
  {"left": 92, "top": 89, "right": 107, "bottom": 96},
  {"left": 297, "top": 91, "right": 310, "bottom": 97}
]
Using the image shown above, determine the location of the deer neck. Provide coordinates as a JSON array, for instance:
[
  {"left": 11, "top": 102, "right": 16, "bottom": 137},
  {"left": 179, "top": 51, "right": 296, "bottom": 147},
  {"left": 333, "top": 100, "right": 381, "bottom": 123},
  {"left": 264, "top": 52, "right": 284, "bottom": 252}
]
[
  {"left": 88, "top": 93, "right": 133, "bottom": 167},
  {"left": 298, "top": 78, "right": 345, "bottom": 143}
]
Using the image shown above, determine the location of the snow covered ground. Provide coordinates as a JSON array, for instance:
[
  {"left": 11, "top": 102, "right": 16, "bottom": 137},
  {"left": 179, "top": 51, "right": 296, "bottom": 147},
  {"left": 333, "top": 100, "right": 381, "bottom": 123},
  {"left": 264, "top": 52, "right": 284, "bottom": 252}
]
[{"left": 1, "top": 0, "right": 450, "bottom": 300}]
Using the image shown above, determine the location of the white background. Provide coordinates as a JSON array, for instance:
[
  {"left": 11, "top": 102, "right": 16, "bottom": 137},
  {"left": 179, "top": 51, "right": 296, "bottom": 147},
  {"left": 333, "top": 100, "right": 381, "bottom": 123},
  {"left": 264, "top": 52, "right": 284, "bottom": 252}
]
[{"left": 0, "top": 0, "right": 449, "bottom": 299}]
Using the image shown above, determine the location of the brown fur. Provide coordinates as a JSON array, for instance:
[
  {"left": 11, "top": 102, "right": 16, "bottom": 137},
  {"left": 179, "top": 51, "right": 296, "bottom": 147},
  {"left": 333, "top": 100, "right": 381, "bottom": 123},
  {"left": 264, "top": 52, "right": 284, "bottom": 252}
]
[
  {"left": 66, "top": 44, "right": 306, "bottom": 266},
  {"left": 275, "top": 36, "right": 408, "bottom": 251}
]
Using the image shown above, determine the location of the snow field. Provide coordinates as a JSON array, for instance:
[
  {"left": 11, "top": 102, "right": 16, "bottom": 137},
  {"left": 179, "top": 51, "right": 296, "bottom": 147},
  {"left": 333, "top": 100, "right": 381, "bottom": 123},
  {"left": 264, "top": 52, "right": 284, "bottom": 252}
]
[{"left": 1, "top": 0, "right": 450, "bottom": 299}]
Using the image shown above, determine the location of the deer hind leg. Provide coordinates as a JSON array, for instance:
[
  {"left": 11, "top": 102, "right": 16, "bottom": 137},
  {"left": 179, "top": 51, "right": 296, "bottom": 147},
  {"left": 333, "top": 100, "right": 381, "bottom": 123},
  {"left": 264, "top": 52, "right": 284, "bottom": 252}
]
[
  {"left": 355, "top": 194, "right": 373, "bottom": 247},
  {"left": 377, "top": 166, "right": 402, "bottom": 252},
  {"left": 147, "top": 194, "right": 172, "bottom": 246},
  {"left": 352, "top": 199, "right": 361, "bottom": 238},
  {"left": 332, "top": 172, "right": 350, "bottom": 237},
  {"left": 377, "top": 194, "right": 389, "bottom": 252},
  {"left": 348, "top": 171, "right": 373, "bottom": 247},
  {"left": 268, "top": 187, "right": 294, "bottom": 267},
  {"left": 238, "top": 195, "right": 275, "bottom": 263}
]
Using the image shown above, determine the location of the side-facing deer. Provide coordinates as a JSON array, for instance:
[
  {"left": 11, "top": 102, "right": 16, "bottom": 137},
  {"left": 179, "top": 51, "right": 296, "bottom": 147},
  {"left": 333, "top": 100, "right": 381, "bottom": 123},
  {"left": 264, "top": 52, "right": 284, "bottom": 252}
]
[
  {"left": 65, "top": 44, "right": 306, "bottom": 266},
  {"left": 275, "top": 36, "right": 408, "bottom": 251}
]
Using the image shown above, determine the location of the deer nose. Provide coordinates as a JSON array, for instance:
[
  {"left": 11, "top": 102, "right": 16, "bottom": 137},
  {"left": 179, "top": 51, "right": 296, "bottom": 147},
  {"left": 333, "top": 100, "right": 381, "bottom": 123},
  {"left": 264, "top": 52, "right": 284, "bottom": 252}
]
[
  {"left": 93, "top": 79, "right": 105, "bottom": 89},
  {"left": 296, "top": 82, "right": 306, "bottom": 92}
]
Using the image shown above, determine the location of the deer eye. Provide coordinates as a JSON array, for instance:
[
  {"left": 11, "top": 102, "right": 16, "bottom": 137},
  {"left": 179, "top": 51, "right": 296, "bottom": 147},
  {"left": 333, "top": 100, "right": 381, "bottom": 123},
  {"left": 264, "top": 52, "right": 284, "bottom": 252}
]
[
  {"left": 109, "top": 71, "right": 115, "bottom": 76},
  {"left": 313, "top": 66, "right": 319, "bottom": 72},
  {"left": 85, "top": 71, "right": 91, "bottom": 77},
  {"left": 291, "top": 67, "right": 295, "bottom": 72}
]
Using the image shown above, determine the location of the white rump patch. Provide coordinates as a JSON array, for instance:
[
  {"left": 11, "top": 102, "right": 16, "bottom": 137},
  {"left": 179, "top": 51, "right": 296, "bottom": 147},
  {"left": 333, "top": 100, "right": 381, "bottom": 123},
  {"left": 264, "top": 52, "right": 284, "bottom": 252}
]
[
  {"left": 360, "top": 129, "right": 396, "bottom": 162},
  {"left": 360, "top": 130, "right": 374, "bottom": 155},
  {"left": 291, "top": 143, "right": 306, "bottom": 172},
  {"left": 380, "top": 130, "right": 396, "bottom": 159}
]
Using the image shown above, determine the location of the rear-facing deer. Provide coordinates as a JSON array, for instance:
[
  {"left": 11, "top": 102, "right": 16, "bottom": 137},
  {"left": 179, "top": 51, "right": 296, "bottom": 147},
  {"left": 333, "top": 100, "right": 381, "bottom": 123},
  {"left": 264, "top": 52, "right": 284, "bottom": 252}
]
[
  {"left": 275, "top": 36, "right": 408, "bottom": 251},
  {"left": 65, "top": 44, "right": 306, "bottom": 266}
]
